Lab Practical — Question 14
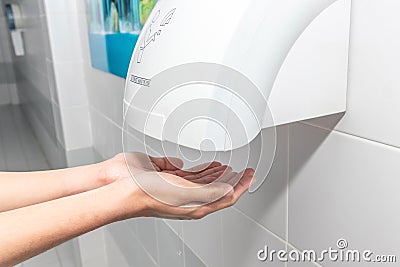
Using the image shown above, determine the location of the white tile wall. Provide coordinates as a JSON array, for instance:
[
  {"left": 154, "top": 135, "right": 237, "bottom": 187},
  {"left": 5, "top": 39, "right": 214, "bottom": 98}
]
[
  {"left": 289, "top": 123, "right": 400, "bottom": 266},
  {"left": 182, "top": 213, "right": 224, "bottom": 267},
  {"left": 52, "top": 60, "right": 88, "bottom": 107},
  {"left": 59, "top": 106, "right": 92, "bottom": 150},
  {"left": 107, "top": 222, "right": 158, "bottom": 267},
  {"left": 44, "top": 12, "right": 83, "bottom": 62},
  {"left": 103, "top": 230, "right": 130, "bottom": 267},
  {"left": 235, "top": 126, "right": 289, "bottom": 239},
  {"left": 78, "top": 228, "right": 107, "bottom": 267},
  {"left": 135, "top": 218, "right": 159, "bottom": 264},
  {"left": 305, "top": 0, "right": 400, "bottom": 149},
  {"left": 221, "top": 208, "right": 286, "bottom": 267},
  {"left": 157, "top": 220, "right": 185, "bottom": 267}
]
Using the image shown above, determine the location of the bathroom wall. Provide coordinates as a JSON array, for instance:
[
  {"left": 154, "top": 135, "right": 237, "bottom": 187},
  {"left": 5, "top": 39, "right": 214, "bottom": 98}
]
[
  {"left": 78, "top": 0, "right": 400, "bottom": 266},
  {"left": 4, "top": 0, "right": 67, "bottom": 168},
  {"left": 4, "top": 0, "right": 94, "bottom": 168},
  {"left": 0, "top": 2, "right": 18, "bottom": 105},
  {"left": 42, "top": 0, "right": 93, "bottom": 167}
]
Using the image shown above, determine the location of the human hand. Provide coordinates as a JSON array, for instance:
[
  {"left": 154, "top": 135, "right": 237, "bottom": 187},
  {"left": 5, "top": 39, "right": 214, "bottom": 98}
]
[{"left": 105, "top": 152, "right": 255, "bottom": 220}]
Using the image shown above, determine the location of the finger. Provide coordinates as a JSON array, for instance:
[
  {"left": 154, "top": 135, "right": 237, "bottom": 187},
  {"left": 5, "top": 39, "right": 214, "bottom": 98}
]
[
  {"left": 217, "top": 170, "right": 237, "bottom": 184},
  {"left": 232, "top": 169, "right": 255, "bottom": 199},
  {"left": 190, "top": 174, "right": 221, "bottom": 185},
  {"left": 186, "top": 161, "right": 222, "bottom": 172},
  {"left": 187, "top": 182, "right": 233, "bottom": 204},
  {"left": 190, "top": 168, "right": 232, "bottom": 184},
  {"left": 150, "top": 157, "right": 184, "bottom": 171},
  {"left": 174, "top": 162, "right": 222, "bottom": 177},
  {"left": 191, "top": 173, "right": 255, "bottom": 218},
  {"left": 180, "top": 165, "right": 230, "bottom": 180}
]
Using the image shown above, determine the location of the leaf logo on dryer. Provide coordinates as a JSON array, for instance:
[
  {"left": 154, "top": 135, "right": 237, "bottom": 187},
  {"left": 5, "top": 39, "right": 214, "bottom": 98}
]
[{"left": 137, "top": 8, "right": 176, "bottom": 64}]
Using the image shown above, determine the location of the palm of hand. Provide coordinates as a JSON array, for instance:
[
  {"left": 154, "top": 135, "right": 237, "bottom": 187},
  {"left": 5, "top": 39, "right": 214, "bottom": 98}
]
[{"left": 106, "top": 152, "right": 255, "bottom": 220}]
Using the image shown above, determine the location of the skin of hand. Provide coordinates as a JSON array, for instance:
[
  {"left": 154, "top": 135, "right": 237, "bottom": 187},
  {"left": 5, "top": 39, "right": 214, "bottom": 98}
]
[
  {"left": 101, "top": 152, "right": 256, "bottom": 220},
  {"left": 0, "top": 153, "right": 255, "bottom": 266}
]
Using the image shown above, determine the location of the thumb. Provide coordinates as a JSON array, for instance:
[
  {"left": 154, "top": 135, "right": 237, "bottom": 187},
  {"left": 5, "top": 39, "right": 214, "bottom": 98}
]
[{"left": 187, "top": 182, "right": 233, "bottom": 204}]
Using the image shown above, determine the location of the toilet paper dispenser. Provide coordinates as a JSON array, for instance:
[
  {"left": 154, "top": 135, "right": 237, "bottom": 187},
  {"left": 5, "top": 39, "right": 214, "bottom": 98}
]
[{"left": 5, "top": 3, "right": 25, "bottom": 56}]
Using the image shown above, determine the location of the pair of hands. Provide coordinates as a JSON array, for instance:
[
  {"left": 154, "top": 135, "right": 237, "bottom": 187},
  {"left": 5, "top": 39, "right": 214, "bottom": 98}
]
[{"left": 101, "top": 153, "right": 255, "bottom": 220}]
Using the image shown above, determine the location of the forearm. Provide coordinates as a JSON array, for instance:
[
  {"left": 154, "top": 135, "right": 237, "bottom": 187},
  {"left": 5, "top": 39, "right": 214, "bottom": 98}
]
[
  {"left": 0, "top": 162, "right": 109, "bottom": 212},
  {"left": 0, "top": 181, "right": 140, "bottom": 267}
]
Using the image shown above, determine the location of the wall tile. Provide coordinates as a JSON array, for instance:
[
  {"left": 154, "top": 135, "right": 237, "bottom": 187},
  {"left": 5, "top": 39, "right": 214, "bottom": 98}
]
[
  {"left": 53, "top": 60, "right": 88, "bottom": 108},
  {"left": 135, "top": 217, "right": 159, "bottom": 264},
  {"left": 45, "top": 12, "right": 83, "bottom": 62},
  {"left": 43, "top": 0, "right": 78, "bottom": 15},
  {"left": 184, "top": 245, "right": 207, "bottom": 267},
  {"left": 305, "top": 0, "right": 400, "bottom": 148},
  {"left": 164, "top": 219, "right": 183, "bottom": 236},
  {"left": 55, "top": 240, "right": 82, "bottom": 267},
  {"left": 78, "top": 228, "right": 106, "bottom": 267},
  {"left": 8, "top": 83, "right": 19, "bottom": 104},
  {"left": 235, "top": 125, "right": 288, "bottom": 239},
  {"left": 157, "top": 220, "right": 185, "bottom": 267},
  {"left": 23, "top": 106, "right": 66, "bottom": 168},
  {"left": 0, "top": 84, "right": 11, "bottom": 105},
  {"left": 289, "top": 123, "right": 400, "bottom": 266},
  {"left": 103, "top": 229, "right": 130, "bottom": 267},
  {"left": 182, "top": 213, "right": 223, "bottom": 267},
  {"left": 60, "top": 106, "right": 92, "bottom": 150},
  {"left": 221, "top": 208, "right": 286, "bottom": 267},
  {"left": 22, "top": 249, "right": 59, "bottom": 267},
  {"left": 66, "top": 146, "right": 96, "bottom": 167},
  {"left": 84, "top": 61, "right": 125, "bottom": 127},
  {"left": 89, "top": 107, "right": 121, "bottom": 159},
  {"left": 107, "top": 222, "right": 157, "bottom": 267}
]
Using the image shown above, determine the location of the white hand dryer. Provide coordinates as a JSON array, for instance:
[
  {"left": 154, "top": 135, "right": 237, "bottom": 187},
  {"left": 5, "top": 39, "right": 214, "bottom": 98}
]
[{"left": 123, "top": 0, "right": 351, "bottom": 152}]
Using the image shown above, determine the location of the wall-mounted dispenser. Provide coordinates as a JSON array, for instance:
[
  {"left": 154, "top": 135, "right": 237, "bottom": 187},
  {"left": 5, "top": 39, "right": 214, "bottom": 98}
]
[
  {"left": 123, "top": 0, "right": 351, "bottom": 152},
  {"left": 5, "top": 3, "right": 25, "bottom": 56}
]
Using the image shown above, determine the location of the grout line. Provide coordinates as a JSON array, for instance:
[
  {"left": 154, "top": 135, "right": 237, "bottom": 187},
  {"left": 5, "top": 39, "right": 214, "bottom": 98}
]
[
  {"left": 232, "top": 207, "right": 287, "bottom": 244},
  {"left": 10, "top": 106, "right": 48, "bottom": 170},
  {"left": 232, "top": 206, "right": 323, "bottom": 266},
  {"left": 220, "top": 213, "right": 225, "bottom": 267},
  {"left": 17, "top": 106, "right": 51, "bottom": 168},
  {"left": 122, "top": 221, "right": 159, "bottom": 266},
  {"left": 101, "top": 228, "right": 109, "bottom": 267},
  {"left": 299, "top": 121, "right": 400, "bottom": 151},
  {"left": 165, "top": 221, "right": 208, "bottom": 267},
  {"left": 285, "top": 125, "right": 290, "bottom": 267},
  {"left": 91, "top": 106, "right": 122, "bottom": 130},
  {"left": 181, "top": 222, "right": 187, "bottom": 267},
  {"left": 2, "top": 106, "right": 29, "bottom": 170},
  {"left": 154, "top": 219, "right": 161, "bottom": 266},
  {"left": 54, "top": 247, "right": 64, "bottom": 267}
]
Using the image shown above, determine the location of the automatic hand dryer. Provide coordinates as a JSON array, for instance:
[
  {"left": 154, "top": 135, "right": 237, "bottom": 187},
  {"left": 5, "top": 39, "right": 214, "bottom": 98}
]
[{"left": 123, "top": 0, "right": 351, "bottom": 152}]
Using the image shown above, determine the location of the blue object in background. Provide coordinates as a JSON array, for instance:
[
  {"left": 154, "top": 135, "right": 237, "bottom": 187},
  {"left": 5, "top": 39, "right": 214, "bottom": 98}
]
[
  {"left": 5, "top": 4, "right": 16, "bottom": 30},
  {"left": 88, "top": 32, "right": 139, "bottom": 78},
  {"left": 85, "top": 0, "right": 154, "bottom": 78}
]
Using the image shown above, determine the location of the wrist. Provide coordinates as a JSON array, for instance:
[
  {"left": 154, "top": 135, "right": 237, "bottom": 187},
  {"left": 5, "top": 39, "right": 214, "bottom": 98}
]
[
  {"left": 60, "top": 162, "right": 110, "bottom": 196},
  {"left": 104, "top": 178, "right": 146, "bottom": 221},
  {"left": 92, "top": 161, "right": 115, "bottom": 186}
]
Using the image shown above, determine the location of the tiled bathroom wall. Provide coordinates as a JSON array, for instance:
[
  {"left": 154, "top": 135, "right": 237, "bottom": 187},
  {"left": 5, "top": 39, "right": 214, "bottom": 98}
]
[
  {"left": 3, "top": 0, "right": 94, "bottom": 168},
  {"left": 76, "top": 0, "right": 400, "bottom": 266},
  {"left": 0, "top": 2, "right": 18, "bottom": 105},
  {"left": 4, "top": 0, "right": 68, "bottom": 168}
]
